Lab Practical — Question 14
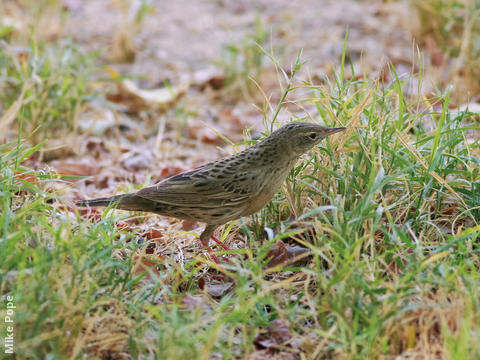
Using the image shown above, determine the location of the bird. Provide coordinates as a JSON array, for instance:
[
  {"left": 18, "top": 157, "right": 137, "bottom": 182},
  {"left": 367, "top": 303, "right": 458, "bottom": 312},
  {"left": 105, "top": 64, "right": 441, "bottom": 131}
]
[{"left": 76, "top": 122, "right": 345, "bottom": 262}]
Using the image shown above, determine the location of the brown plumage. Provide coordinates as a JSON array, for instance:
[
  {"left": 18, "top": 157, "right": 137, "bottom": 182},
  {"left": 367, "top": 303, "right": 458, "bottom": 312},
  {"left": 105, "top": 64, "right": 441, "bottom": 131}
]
[{"left": 76, "top": 122, "right": 345, "bottom": 257}]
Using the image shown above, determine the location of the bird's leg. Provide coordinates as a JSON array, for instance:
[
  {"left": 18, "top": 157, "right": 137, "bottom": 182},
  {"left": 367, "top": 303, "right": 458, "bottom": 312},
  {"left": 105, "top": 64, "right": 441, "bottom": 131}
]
[
  {"left": 201, "top": 225, "right": 232, "bottom": 251},
  {"left": 210, "top": 235, "right": 231, "bottom": 251},
  {"left": 199, "top": 225, "right": 233, "bottom": 264},
  {"left": 199, "top": 225, "right": 222, "bottom": 264}
]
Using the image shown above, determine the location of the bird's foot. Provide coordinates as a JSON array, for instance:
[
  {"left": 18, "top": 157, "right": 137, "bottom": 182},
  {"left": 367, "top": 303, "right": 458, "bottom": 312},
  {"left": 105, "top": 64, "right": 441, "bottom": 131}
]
[
  {"left": 210, "top": 235, "right": 231, "bottom": 251},
  {"left": 209, "top": 236, "right": 233, "bottom": 264},
  {"left": 200, "top": 237, "right": 232, "bottom": 265},
  {"left": 206, "top": 249, "right": 223, "bottom": 265}
]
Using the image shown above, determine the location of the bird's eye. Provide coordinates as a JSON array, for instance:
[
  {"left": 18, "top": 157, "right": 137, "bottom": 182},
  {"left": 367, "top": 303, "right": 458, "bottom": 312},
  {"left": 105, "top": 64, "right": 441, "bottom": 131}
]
[{"left": 308, "top": 133, "right": 318, "bottom": 140}]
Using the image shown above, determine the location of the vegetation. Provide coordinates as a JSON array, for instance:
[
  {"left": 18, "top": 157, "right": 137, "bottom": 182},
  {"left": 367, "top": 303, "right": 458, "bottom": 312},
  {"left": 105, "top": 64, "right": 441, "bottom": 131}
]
[
  {"left": 413, "top": 0, "right": 480, "bottom": 99},
  {"left": 1, "top": 1, "right": 480, "bottom": 359},
  {"left": 0, "top": 40, "right": 96, "bottom": 144}
]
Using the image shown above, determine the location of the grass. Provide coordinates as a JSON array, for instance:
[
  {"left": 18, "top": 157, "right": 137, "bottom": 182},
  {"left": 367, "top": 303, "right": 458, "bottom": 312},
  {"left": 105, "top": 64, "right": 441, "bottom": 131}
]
[
  {"left": 412, "top": 0, "right": 480, "bottom": 101},
  {"left": 215, "top": 13, "right": 271, "bottom": 100},
  {"left": 0, "top": 37, "right": 97, "bottom": 145},
  {"left": 2, "top": 23, "right": 480, "bottom": 360}
]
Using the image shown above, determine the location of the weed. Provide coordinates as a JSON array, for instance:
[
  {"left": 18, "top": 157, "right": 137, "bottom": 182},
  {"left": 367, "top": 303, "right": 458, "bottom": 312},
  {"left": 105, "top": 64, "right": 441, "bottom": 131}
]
[
  {"left": 0, "top": 39, "right": 97, "bottom": 144},
  {"left": 1, "top": 39, "right": 480, "bottom": 360},
  {"left": 215, "top": 13, "right": 270, "bottom": 99},
  {"left": 412, "top": 0, "right": 480, "bottom": 100}
]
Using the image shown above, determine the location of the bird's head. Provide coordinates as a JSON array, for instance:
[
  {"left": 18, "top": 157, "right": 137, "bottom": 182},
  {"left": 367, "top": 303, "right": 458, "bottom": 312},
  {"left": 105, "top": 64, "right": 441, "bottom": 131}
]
[{"left": 266, "top": 122, "right": 346, "bottom": 158}]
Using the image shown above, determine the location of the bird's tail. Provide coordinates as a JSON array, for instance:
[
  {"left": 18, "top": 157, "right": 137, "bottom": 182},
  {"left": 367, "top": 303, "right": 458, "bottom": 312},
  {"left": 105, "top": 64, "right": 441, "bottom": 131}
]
[
  {"left": 76, "top": 195, "right": 121, "bottom": 207},
  {"left": 76, "top": 193, "right": 155, "bottom": 212}
]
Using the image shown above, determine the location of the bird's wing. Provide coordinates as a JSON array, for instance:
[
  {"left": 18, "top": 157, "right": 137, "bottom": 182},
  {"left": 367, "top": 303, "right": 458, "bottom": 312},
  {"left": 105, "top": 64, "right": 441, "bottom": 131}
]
[{"left": 136, "top": 160, "right": 262, "bottom": 209}]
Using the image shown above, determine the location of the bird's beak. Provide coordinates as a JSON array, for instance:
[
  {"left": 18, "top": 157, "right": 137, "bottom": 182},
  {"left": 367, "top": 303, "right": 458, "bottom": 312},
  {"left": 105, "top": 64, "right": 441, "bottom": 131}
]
[{"left": 325, "top": 127, "right": 346, "bottom": 135}]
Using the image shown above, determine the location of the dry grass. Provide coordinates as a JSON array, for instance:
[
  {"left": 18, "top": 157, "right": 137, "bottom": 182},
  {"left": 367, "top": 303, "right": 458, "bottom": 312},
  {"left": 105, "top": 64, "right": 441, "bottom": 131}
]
[
  {"left": 1, "top": 1, "right": 480, "bottom": 359},
  {"left": 412, "top": 0, "right": 480, "bottom": 102}
]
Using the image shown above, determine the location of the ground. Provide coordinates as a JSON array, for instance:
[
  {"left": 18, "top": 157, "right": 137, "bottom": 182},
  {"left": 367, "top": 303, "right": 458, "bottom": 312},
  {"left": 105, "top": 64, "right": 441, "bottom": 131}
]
[{"left": 1, "top": 0, "right": 480, "bottom": 359}]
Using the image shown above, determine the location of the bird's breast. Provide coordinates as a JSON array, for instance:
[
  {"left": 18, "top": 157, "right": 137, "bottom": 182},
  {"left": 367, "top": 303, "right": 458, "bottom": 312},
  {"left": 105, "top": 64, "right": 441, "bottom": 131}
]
[{"left": 241, "top": 164, "right": 292, "bottom": 216}]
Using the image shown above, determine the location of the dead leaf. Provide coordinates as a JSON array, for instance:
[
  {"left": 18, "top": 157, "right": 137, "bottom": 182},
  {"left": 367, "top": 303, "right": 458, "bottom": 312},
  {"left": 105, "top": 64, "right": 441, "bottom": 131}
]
[
  {"left": 132, "top": 252, "right": 164, "bottom": 279},
  {"left": 77, "top": 207, "right": 103, "bottom": 222},
  {"left": 451, "top": 102, "right": 480, "bottom": 120},
  {"left": 106, "top": 79, "right": 188, "bottom": 112},
  {"left": 50, "top": 160, "right": 101, "bottom": 177},
  {"left": 115, "top": 223, "right": 164, "bottom": 247},
  {"left": 110, "top": 30, "right": 136, "bottom": 63},
  {"left": 158, "top": 166, "right": 186, "bottom": 178},
  {"left": 115, "top": 221, "right": 130, "bottom": 231},
  {"left": 15, "top": 171, "right": 39, "bottom": 184},
  {"left": 198, "top": 272, "right": 235, "bottom": 297},
  {"left": 285, "top": 246, "right": 311, "bottom": 265},
  {"left": 206, "top": 75, "right": 225, "bottom": 90},
  {"left": 191, "top": 67, "right": 224, "bottom": 90},
  {"left": 83, "top": 138, "right": 110, "bottom": 159},
  {"left": 187, "top": 122, "right": 223, "bottom": 145},
  {"left": 425, "top": 36, "right": 445, "bottom": 67},
  {"left": 265, "top": 241, "right": 311, "bottom": 269},
  {"left": 121, "top": 152, "right": 152, "bottom": 171},
  {"left": 181, "top": 220, "right": 198, "bottom": 231},
  {"left": 249, "top": 350, "right": 296, "bottom": 360},
  {"left": 77, "top": 104, "right": 116, "bottom": 136},
  {"left": 181, "top": 294, "right": 204, "bottom": 311},
  {"left": 205, "top": 281, "right": 234, "bottom": 298},
  {"left": 198, "top": 276, "right": 206, "bottom": 290},
  {"left": 254, "top": 319, "right": 293, "bottom": 350},
  {"left": 143, "top": 228, "right": 163, "bottom": 240},
  {"left": 265, "top": 241, "right": 289, "bottom": 268},
  {"left": 219, "top": 109, "right": 247, "bottom": 137},
  {"left": 85, "top": 174, "right": 116, "bottom": 190},
  {"left": 41, "top": 139, "right": 78, "bottom": 162},
  {"left": 13, "top": 171, "right": 40, "bottom": 196}
]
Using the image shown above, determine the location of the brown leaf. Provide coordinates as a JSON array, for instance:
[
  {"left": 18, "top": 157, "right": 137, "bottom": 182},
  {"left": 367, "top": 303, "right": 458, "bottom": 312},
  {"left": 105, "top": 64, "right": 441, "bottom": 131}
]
[
  {"left": 83, "top": 138, "right": 110, "bottom": 159},
  {"left": 115, "top": 221, "right": 130, "bottom": 231},
  {"left": 207, "top": 75, "right": 225, "bottom": 90},
  {"left": 285, "top": 246, "right": 311, "bottom": 263},
  {"left": 132, "top": 252, "right": 164, "bottom": 279},
  {"left": 106, "top": 79, "right": 188, "bottom": 112},
  {"left": 425, "top": 36, "right": 445, "bottom": 67},
  {"left": 181, "top": 220, "right": 198, "bottom": 231},
  {"left": 77, "top": 104, "right": 116, "bottom": 136},
  {"left": 110, "top": 31, "right": 136, "bottom": 63},
  {"left": 15, "top": 171, "right": 39, "bottom": 184},
  {"left": 158, "top": 166, "right": 186, "bottom": 178},
  {"left": 265, "top": 241, "right": 289, "bottom": 268},
  {"left": 50, "top": 160, "right": 100, "bottom": 177},
  {"left": 143, "top": 228, "right": 163, "bottom": 240},
  {"left": 121, "top": 153, "right": 152, "bottom": 171},
  {"left": 191, "top": 67, "right": 224, "bottom": 90},
  {"left": 187, "top": 123, "right": 223, "bottom": 145},
  {"left": 265, "top": 241, "right": 310, "bottom": 269},
  {"left": 219, "top": 109, "right": 246, "bottom": 136},
  {"left": 206, "top": 281, "right": 234, "bottom": 298},
  {"left": 41, "top": 139, "right": 78, "bottom": 162},
  {"left": 77, "top": 207, "right": 103, "bottom": 222},
  {"left": 145, "top": 242, "right": 156, "bottom": 254},
  {"left": 198, "top": 273, "right": 235, "bottom": 298},
  {"left": 249, "top": 350, "right": 296, "bottom": 360},
  {"left": 254, "top": 319, "right": 293, "bottom": 350},
  {"left": 198, "top": 276, "right": 206, "bottom": 290},
  {"left": 181, "top": 294, "right": 204, "bottom": 311}
]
